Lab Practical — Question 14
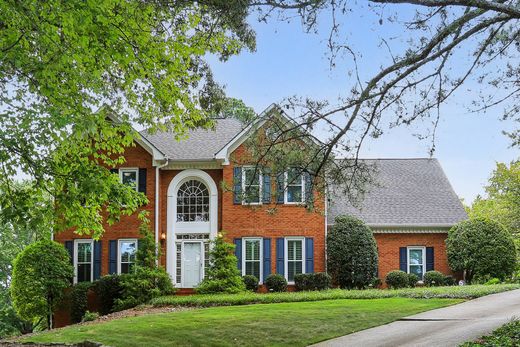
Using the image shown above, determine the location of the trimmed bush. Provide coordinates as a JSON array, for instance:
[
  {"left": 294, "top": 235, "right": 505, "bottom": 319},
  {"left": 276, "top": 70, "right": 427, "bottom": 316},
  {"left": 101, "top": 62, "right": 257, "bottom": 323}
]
[
  {"left": 265, "top": 274, "right": 287, "bottom": 292},
  {"left": 369, "top": 278, "right": 382, "bottom": 289},
  {"left": 93, "top": 274, "right": 123, "bottom": 315},
  {"left": 312, "top": 273, "right": 332, "bottom": 291},
  {"left": 11, "top": 239, "right": 74, "bottom": 329},
  {"left": 114, "top": 267, "right": 175, "bottom": 311},
  {"left": 424, "top": 271, "right": 446, "bottom": 287},
  {"left": 444, "top": 275, "right": 457, "bottom": 286},
  {"left": 295, "top": 273, "right": 332, "bottom": 291},
  {"left": 407, "top": 273, "right": 420, "bottom": 288},
  {"left": 81, "top": 311, "right": 99, "bottom": 323},
  {"left": 242, "top": 275, "right": 259, "bottom": 292},
  {"left": 385, "top": 270, "right": 409, "bottom": 289},
  {"left": 196, "top": 234, "right": 245, "bottom": 294},
  {"left": 447, "top": 218, "right": 516, "bottom": 283},
  {"left": 294, "top": 274, "right": 312, "bottom": 291},
  {"left": 327, "top": 215, "right": 378, "bottom": 289},
  {"left": 70, "top": 282, "right": 92, "bottom": 324}
]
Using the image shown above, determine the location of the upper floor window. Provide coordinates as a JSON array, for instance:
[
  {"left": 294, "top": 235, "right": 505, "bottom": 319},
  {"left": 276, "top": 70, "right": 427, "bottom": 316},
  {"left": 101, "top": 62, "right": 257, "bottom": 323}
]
[
  {"left": 407, "top": 246, "right": 425, "bottom": 278},
  {"left": 120, "top": 168, "right": 139, "bottom": 191},
  {"left": 285, "top": 168, "right": 304, "bottom": 204},
  {"left": 177, "top": 180, "right": 209, "bottom": 222},
  {"left": 74, "top": 239, "right": 93, "bottom": 283},
  {"left": 242, "top": 167, "right": 262, "bottom": 204},
  {"left": 118, "top": 239, "right": 137, "bottom": 274}
]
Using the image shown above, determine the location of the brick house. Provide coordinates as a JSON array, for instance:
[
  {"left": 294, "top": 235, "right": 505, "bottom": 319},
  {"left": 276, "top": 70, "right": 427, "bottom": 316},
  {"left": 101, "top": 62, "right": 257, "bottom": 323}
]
[{"left": 53, "top": 104, "right": 467, "bottom": 288}]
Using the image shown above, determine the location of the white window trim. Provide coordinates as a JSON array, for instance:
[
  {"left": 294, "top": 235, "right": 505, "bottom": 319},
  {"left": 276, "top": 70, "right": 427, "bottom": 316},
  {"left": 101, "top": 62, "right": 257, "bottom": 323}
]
[
  {"left": 241, "top": 166, "right": 262, "bottom": 205},
  {"left": 119, "top": 168, "right": 139, "bottom": 191},
  {"left": 284, "top": 169, "right": 305, "bottom": 204},
  {"left": 117, "top": 238, "right": 138, "bottom": 275},
  {"left": 242, "top": 237, "right": 263, "bottom": 283},
  {"left": 73, "top": 239, "right": 94, "bottom": 284},
  {"left": 407, "top": 246, "right": 426, "bottom": 278},
  {"left": 284, "top": 237, "right": 305, "bottom": 284}
]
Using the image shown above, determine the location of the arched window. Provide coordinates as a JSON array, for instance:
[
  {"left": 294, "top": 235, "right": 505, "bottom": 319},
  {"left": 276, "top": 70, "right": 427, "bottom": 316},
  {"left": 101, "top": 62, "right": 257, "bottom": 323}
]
[{"left": 176, "top": 180, "right": 210, "bottom": 222}]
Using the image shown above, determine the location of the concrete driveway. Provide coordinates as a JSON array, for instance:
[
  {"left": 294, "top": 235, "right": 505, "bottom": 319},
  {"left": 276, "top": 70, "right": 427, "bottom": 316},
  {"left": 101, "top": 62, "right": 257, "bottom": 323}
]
[{"left": 312, "top": 289, "right": 520, "bottom": 347}]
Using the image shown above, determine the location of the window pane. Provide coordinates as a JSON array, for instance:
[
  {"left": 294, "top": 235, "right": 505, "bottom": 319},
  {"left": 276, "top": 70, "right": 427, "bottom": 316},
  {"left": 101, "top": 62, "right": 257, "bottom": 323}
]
[
  {"left": 288, "top": 240, "right": 302, "bottom": 261},
  {"left": 176, "top": 180, "right": 209, "bottom": 222},
  {"left": 245, "top": 261, "right": 260, "bottom": 279},
  {"left": 410, "top": 265, "right": 423, "bottom": 277},
  {"left": 287, "top": 261, "right": 302, "bottom": 282},
  {"left": 287, "top": 186, "right": 302, "bottom": 203},
  {"left": 121, "top": 170, "right": 137, "bottom": 187},
  {"left": 244, "top": 168, "right": 260, "bottom": 203},
  {"left": 287, "top": 168, "right": 301, "bottom": 184},
  {"left": 77, "top": 264, "right": 91, "bottom": 282},
  {"left": 245, "top": 240, "right": 260, "bottom": 261},
  {"left": 77, "top": 243, "right": 92, "bottom": 263},
  {"left": 120, "top": 241, "right": 136, "bottom": 263},
  {"left": 409, "top": 249, "right": 423, "bottom": 265},
  {"left": 245, "top": 168, "right": 260, "bottom": 185}
]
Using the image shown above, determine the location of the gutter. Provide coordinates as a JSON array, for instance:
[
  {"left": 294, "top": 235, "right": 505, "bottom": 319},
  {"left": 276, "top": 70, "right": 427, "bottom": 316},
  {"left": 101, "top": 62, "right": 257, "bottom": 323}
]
[{"left": 155, "top": 158, "right": 169, "bottom": 265}]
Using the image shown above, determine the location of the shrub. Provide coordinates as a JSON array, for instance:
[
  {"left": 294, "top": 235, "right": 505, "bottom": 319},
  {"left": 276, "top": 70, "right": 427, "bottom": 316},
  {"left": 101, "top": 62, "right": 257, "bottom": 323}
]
[
  {"left": 70, "top": 282, "right": 92, "bottom": 323},
  {"left": 265, "top": 274, "right": 287, "bottom": 292},
  {"left": 135, "top": 221, "right": 158, "bottom": 269},
  {"left": 447, "top": 218, "right": 516, "bottom": 283},
  {"left": 294, "top": 274, "right": 312, "bottom": 291},
  {"left": 407, "top": 273, "right": 420, "bottom": 288},
  {"left": 114, "top": 266, "right": 175, "bottom": 311},
  {"left": 11, "top": 239, "right": 74, "bottom": 329},
  {"left": 312, "top": 273, "right": 332, "bottom": 291},
  {"left": 81, "top": 311, "right": 99, "bottom": 323},
  {"left": 369, "top": 278, "right": 382, "bottom": 289},
  {"left": 484, "top": 278, "right": 501, "bottom": 285},
  {"left": 327, "top": 215, "right": 378, "bottom": 289},
  {"left": 242, "top": 275, "right": 259, "bottom": 292},
  {"left": 444, "top": 275, "right": 457, "bottom": 286},
  {"left": 196, "top": 233, "right": 245, "bottom": 294},
  {"left": 295, "top": 273, "right": 332, "bottom": 291},
  {"left": 93, "top": 274, "right": 123, "bottom": 315},
  {"left": 385, "top": 270, "right": 409, "bottom": 289},
  {"left": 424, "top": 271, "right": 446, "bottom": 287}
]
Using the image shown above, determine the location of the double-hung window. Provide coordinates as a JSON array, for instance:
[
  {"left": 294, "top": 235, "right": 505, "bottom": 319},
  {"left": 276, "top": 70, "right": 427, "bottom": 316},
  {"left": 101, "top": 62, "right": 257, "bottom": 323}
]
[
  {"left": 242, "top": 167, "right": 261, "bottom": 204},
  {"left": 74, "top": 240, "right": 93, "bottom": 283},
  {"left": 118, "top": 239, "right": 137, "bottom": 274},
  {"left": 407, "top": 246, "right": 426, "bottom": 278},
  {"left": 285, "top": 168, "right": 304, "bottom": 204},
  {"left": 285, "top": 237, "right": 305, "bottom": 282},
  {"left": 120, "top": 168, "right": 139, "bottom": 191},
  {"left": 243, "top": 238, "right": 262, "bottom": 281}
]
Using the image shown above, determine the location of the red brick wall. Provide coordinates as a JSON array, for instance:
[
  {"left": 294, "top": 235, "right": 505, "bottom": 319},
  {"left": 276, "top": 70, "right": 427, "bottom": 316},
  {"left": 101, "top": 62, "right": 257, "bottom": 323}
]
[
  {"left": 375, "top": 232, "right": 453, "bottom": 281},
  {"left": 54, "top": 143, "right": 156, "bottom": 276},
  {"left": 222, "top": 145, "right": 327, "bottom": 275}
]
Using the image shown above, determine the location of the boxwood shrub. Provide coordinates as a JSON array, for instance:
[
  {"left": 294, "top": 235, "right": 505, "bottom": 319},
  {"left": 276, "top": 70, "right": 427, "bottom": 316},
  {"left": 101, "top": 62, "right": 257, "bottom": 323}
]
[
  {"left": 424, "top": 271, "right": 446, "bottom": 287},
  {"left": 385, "top": 270, "right": 409, "bottom": 289},
  {"left": 265, "top": 274, "right": 287, "bottom": 292},
  {"left": 294, "top": 273, "right": 331, "bottom": 291},
  {"left": 70, "top": 282, "right": 92, "bottom": 324},
  {"left": 242, "top": 275, "right": 259, "bottom": 292},
  {"left": 93, "top": 274, "right": 123, "bottom": 315},
  {"left": 407, "top": 273, "right": 420, "bottom": 288}
]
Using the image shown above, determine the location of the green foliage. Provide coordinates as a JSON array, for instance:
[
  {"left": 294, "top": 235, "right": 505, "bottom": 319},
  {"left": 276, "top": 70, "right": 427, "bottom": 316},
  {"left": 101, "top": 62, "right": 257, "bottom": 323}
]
[
  {"left": 11, "top": 240, "right": 74, "bottom": 329},
  {"left": 196, "top": 234, "right": 245, "bottom": 294},
  {"left": 444, "top": 275, "right": 457, "bottom": 286},
  {"left": 70, "top": 282, "right": 93, "bottom": 324},
  {"left": 264, "top": 274, "right": 288, "bottom": 292},
  {"left": 151, "top": 284, "right": 520, "bottom": 308},
  {"left": 218, "top": 98, "right": 257, "bottom": 124},
  {"left": 114, "top": 267, "right": 175, "bottom": 311},
  {"left": 369, "top": 278, "right": 383, "bottom": 289},
  {"left": 0, "top": 289, "right": 33, "bottom": 338},
  {"left": 242, "top": 275, "right": 259, "bottom": 292},
  {"left": 327, "top": 215, "right": 378, "bottom": 289},
  {"left": 294, "top": 273, "right": 331, "bottom": 291},
  {"left": 93, "top": 275, "right": 123, "bottom": 316},
  {"left": 407, "top": 273, "right": 420, "bottom": 288},
  {"left": 135, "top": 220, "right": 157, "bottom": 269},
  {"left": 0, "top": 0, "right": 255, "bottom": 238},
  {"left": 447, "top": 218, "right": 517, "bottom": 283},
  {"left": 461, "top": 320, "right": 520, "bottom": 347},
  {"left": 81, "top": 311, "right": 99, "bottom": 323},
  {"left": 484, "top": 278, "right": 501, "bottom": 285},
  {"left": 423, "top": 271, "right": 446, "bottom": 287},
  {"left": 385, "top": 270, "right": 410, "bottom": 289}
]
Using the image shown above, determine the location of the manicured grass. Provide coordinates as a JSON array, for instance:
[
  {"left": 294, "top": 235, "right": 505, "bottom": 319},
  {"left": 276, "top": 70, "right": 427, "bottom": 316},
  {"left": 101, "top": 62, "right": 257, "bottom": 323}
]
[
  {"left": 23, "top": 298, "right": 461, "bottom": 347},
  {"left": 460, "top": 320, "right": 520, "bottom": 347},
  {"left": 151, "top": 284, "right": 520, "bottom": 308}
]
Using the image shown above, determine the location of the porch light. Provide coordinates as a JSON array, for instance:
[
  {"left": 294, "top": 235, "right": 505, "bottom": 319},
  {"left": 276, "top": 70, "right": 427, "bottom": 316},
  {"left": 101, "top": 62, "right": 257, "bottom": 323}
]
[{"left": 161, "top": 232, "right": 166, "bottom": 240}]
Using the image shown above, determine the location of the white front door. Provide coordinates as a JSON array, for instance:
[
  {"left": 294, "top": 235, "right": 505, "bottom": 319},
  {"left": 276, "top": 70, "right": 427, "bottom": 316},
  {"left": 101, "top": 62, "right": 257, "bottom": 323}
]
[{"left": 182, "top": 242, "right": 202, "bottom": 288}]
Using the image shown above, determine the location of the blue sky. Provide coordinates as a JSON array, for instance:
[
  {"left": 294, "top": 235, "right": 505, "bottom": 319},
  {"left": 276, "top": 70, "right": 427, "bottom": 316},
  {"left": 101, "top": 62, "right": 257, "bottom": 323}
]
[{"left": 207, "top": 5, "right": 518, "bottom": 204}]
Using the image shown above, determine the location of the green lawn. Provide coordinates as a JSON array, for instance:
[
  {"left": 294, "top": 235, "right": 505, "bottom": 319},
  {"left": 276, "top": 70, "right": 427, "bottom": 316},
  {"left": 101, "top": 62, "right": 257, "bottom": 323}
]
[{"left": 23, "top": 298, "right": 461, "bottom": 347}]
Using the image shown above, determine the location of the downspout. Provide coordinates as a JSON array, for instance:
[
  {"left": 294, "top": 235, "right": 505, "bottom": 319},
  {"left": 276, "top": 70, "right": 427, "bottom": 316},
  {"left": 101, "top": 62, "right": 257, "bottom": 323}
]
[{"left": 155, "top": 158, "right": 169, "bottom": 266}]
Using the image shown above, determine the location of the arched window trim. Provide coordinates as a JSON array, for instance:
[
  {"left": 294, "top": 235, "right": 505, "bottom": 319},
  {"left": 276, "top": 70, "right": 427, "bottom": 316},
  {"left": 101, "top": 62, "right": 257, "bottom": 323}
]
[{"left": 176, "top": 179, "right": 210, "bottom": 222}]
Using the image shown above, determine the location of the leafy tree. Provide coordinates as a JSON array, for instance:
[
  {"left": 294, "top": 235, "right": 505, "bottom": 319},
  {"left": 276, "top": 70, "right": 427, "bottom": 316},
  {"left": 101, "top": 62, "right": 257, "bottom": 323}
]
[
  {"left": 447, "top": 218, "right": 516, "bottom": 283},
  {"left": 468, "top": 161, "right": 520, "bottom": 237},
  {"left": 196, "top": 233, "right": 245, "bottom": 294},
  {"left": 327, "top": 215, "right": 379, "bottom": 289},
  {"left": 10, "top": 240, "right": 74, "bottom": 329}
]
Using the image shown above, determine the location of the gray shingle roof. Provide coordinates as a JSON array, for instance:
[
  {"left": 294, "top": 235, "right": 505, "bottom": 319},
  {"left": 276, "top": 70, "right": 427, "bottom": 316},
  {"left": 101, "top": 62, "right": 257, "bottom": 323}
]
[
  {"left": 328, "top": 158, "right": 467, "bottom": 227},
  {"left": 140, "top": 118, "right": 244, "bottom": 160}
]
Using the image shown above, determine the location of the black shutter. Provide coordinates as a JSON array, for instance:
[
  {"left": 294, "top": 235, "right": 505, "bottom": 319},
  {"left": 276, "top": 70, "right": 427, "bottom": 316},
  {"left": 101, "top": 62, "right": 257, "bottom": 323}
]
[
  {"left": 65, "top": 240, "right": 74, "bottom": 265},
  {"left": 262, "top": 168, "right": 271, "bottom": 204},
  {"left": 233, "top": 167, "right": 242, "bottom": 204},
  {"left": 138, "top": 168, "right": 147, "bottom": 194},
  {"left": 426, "top": 247, "right": 434, "bottom": 271},
  {"left": 304, "top": 172, "right": 312, "bottom": 205},
  {"left": 399, "top": 247, "right": 407, "bottom": 272},
  {"left": 263, "top": 238, "right": 271, "bottom": 281},
  {"left": 108, "top": 240, "right": 117, "bottom": 274},
  {"left": 276, "top": 173, "right": 284, "bottom": 204},
  {"left": 93, "top": 241, "right": 102, "bottom": 280},
  {"left": 276, "top": 238, "right": 284, "bottom": 276},
  {"left": 234, "top": 238, "right": 242, "bottom": 272}
]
